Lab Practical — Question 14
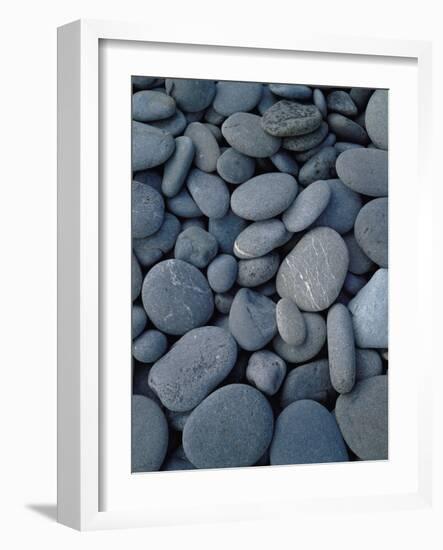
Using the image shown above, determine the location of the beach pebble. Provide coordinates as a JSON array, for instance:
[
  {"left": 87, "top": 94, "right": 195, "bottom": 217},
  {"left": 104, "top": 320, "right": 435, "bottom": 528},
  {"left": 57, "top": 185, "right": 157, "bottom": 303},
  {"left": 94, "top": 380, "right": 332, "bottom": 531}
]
[
  {"left": 269, "top": 84, "right": 312, "bottom": 100},
  {"left": 213, "top": 81, "right": 263, "bottom": 116},
  {"left": 186, "top": 168, "right": 230, "bottom": 219},
  {"left": 280, "top": 359, "right": 333, "bottom": 408},
  {"left": 313, "top": 88, "right": 327, "bottom": 118},
  {"left": 132, "top": 121, "right": 175, "bottom": 171},
  {"left": 314, "top": 179, "right": 362, "bottom": 234},
  {"left": 336, "top": 148, "right": 388, "bottom": 197},
  {"left": 216, "top": 148, "right": 255, "bottom": 184},
  {"left": 234, "top": 219, "right": 290, "bottom": 259},
  {"left": 207, "top": 254, "right": 238, "bottom": 293},
  {"left": 276, "top": 298, "right": 306, "bottom": 346},
  {"left": 132, "top": 90, "right": 176, "bottom": 122},
  {"left": 273, "top": 313, "right": 326, "bottom": 363},
  {"left": 270, "top": 150, "right": 299, "bottom": 176},
  {"left": 237, "top": 252, "right": 280, "bottom": 287},
  {"left": 133, "top": 213, "right": 181, "bottom": 267},
  {"left": 181, "top": 218, "right": 206, "bottom": 231},
  {"left": 327, "top": 114, "right": 369, "bottom": 145},
  {"left": 282, "top": 180, "right": 331, "bottom": 232},
  {"left": 132, "top": 330, "right": 168, "bottom": 363},
  {"left": 132, "top": 254, "right": 142, "bottom": 301},
  {"left": 204, "top": 106, "right": 226, "bottom": 125},
  {"left": 149, "top": 108, "right": 187, "bottom": 136},
  {"left": 327, "top": 91, "right": 357, "bottom": 117},
  {"left": 356, "top": 349, "right": 383, "bottom": 381},
  {"left": 298, "top": 146, "right": 337, "bottom": 186},
  {"left": 162, "top": 136, "right": 195, "bottom": 197},
  {"left": 327, "top": 304, "right": 356, "bottom": 394},
  {"left": 296, "top": 133, "right": 336, "bottom": 163},
  {"left": 166, "top": 188, "right": 203, "bottom": 218},
  {"left": 283, "top": 121, "right": 328, "bottom": 152},
  {"left": 365, "top": 90, "right": 388, "bottom": 150},
  {"left": 132, "top": 395, "right": 168, "bottom": 472},
  {"left": 165, "top": 78, "right": 216, "bottom": 112},
  {"left": 246, "top": 350, "right": 287, "bottom": 396},
  {"left": 262, "top": 100, "right": 322, "bottom": 137},
  {"left": 343, "top": 232, "right": 375, "bottom": 275},
  {"left": 354, "top": 197, "right": 388, "bottom": 267},
  {"left": 174, "top": 226, "right": 218, "bottom": 268},
  {"left": 222, "top": 112, "right": 281, "bottom": 157},
  {"left": 208, "top": 209, "right": 248, "bottom": 254},
  {"left": 132, "top": 304, "right": 147, "bottom": 339},
  {"left": 184, "top": 122, "right": 220, "bottom": 173},
  {"left": 132, "top": 181, "right": 165, "bottom": 238}
]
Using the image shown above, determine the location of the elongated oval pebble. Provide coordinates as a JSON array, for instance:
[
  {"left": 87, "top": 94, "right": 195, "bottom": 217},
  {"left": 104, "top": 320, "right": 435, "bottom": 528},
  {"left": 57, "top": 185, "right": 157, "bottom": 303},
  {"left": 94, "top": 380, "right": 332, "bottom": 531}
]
[
  {"left": 184, "top": 122, "right": 220, "bottom": 173},
  {"left": 132, "top": 395, "right": 168, "bottom": 472},
  {"left": 207, "top": 254, "right": 238, "bottom": 293},
  {"left": 365, "top": 90, "right": 388, "bottom": 150},
  {"left": 282, "top": 180, "right": 331, "bottom": 232},
  {"left": 132, "top": 181, "right": 165, "bottom": 238},
  {"left": 327, "top": 304, "right": 356, "bottom": 394},
  {"left": 326, "top": 91, "right": 357, "bottom": 117},
  {"left": 213, "top": 81, "right": 263, "bottom": 116},
  {"left": 262, "top": 100, "right": 322, "bottom": 137},
  {"left": 186, "top": 168, "right": 230, "bottom": 219},
  {"left": 314, "top": 179, "right": 362, "bottom": 234},
  {"left": 234, "top": 219, "right": 290, "bottom": 259},
  {"left": 132, "top": 121, "right": 175, "bottom": 171},
  {"left": 276, "top": 297, "right": 306, "bottom": 346},
  {"left": 222, "top": 112, "right": 281, "bottom": 157},
  {"left": 273, "top": 313, "right": 326, "bottom": 363},
  {"left": 133, "top": 213, "right": 181, "bottom": 267},
  {"left": 165, "top": 78, "right": 216, "bottom": 112},
  {"left": 336, "top": 148, "right": 388, "bottom": 197},
  {"left": 327, "top": 113, "right": 369, "bottom": 145},
  {"left": 162, "top": 135, "right": 195, "bottom": 197}
]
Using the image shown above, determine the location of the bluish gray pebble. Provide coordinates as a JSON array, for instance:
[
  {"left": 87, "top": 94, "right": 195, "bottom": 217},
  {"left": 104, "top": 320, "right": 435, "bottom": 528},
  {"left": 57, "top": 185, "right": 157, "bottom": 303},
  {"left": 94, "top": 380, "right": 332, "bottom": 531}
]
[
  {"left": 334, "top": 142, "right": 365, "bottom": 154},
  {"left": 174, "top": 226, "right": 218, "bottom": 268},
  {"left": 204, "top": 123, "right": 222, "bottom": 142},
  {"left": 246, "top": 350, "right": 287, "bottom": 396},
  {"left": 162, "top": 136, "right": 195, "bottom": 197},
  {"left": 336, "top": 148, "right": 388, "bottom": 197},
  {"left": 295, "top": 132, "right": 337, "bottom": 163},
  {"left": 257, "top": 85, "right": 278, "bottom": 115},
  {"left": 282, "top": 180, "right": 331, "bottom": 232},
  {"left": 184, "top": 122, "right": 220, "bottom": 173},
  {"left": 132, "top": 304, "right": 148, "bottom": 339},
  {"left": 132, "top": 395, "right": 168, "bottom": 472},
  {"left": 343, "top": 232, "right": 374, "bottom": 275},
  {"left": 344, "top": 272, "right": 367, "bottom": 295},
  {"left": 326, "top": 91, "right": 357, "bottom": 117},
  {"left": 133, "top": 169, "right": 162, "bottom": 192},
  {"left": 313, "top": 88, "right": 327, "bottom": 118},
  {"left": 327, "top": 304, "right": 356, "bottom": 394},
  {"left": 213, "top": 81, "right": 263, "bottom": 116},
  {"left": 204, "top": 106, "right": 226, "bottom": 125},
  {"left": 148, "top": 108, "right": 187, "bottom": 136},
  {"left": 270, "top": 150, "right": 299, "bottom": 176},
  {"left": 132, "top": 366, "right": 162, "bottom": 405},
  {"left": 234, "top": 219, "right": 290, "bottom": 259},
  {"left": 350, "top": 87, "right": 373, "bottom": 111},
  {"left": 133, "top": 213, "right": 181, "bottom": 267},
  {"left": 237, "top": 252, "right": 280, "bottom": 287},
  {"left": 183, "top": 384, "right": 274, "bottom": 468},
  {"left": 298, "top": 146, "right": 337, "bottom": 186},
  {"left": 165, "top": 79, "right": 216, "bottom": 112},
  {"left": 208, "top": 209, "right": 248, "bottom": 254},
  {"left": 187, "top": 168, "right": 230, "bottom": 219},
  {"left": 283, "top": 121, "right": 329, "bottom": 152},
  {"left": 216, "top": 148, "right": 255, "bottom": 184},
  {"left": 132, "top": 121, "right": 175, "bottom": 171},
  {"left": 132, "top": 76, "right": 157, "bottom": 90},
  {"left": 132, "top": 180, "right": 165, "bottom": 238},
  {"left": 142, "top": 259, "right": 214, "bottom": 335},
  {"left": 354, "top": 198, "right": 388, "bottom": 267},
  {"left": 270, "top": 400, "right": 349, "bottom": 465},
  {"left": 314, "top": 178, "right": 363, "bottom": 234},
  {"left": 207, "top": 254, "right": 238, "bottom": 293},
  {"left": 276, "top": 297, "right": 306, "bottom": 346},
  {"left": 133, "top": 330, "right": 168, "bottom": 363},
  {"left": 280, "top": 359, "right": 333, "bottom": 408},
  {"left": 149, "top": 326, "right": 237, "bottom": 411},
  {"left": 132, "top": 90, "right": 176, "bottom": 122},
  {"left": 214, "top": 290, "right": 235, "bottom": 314},
  {"left": 166, "top": 188, "right": 203, "bottom": 218},
  {"left": 229, "top": 288, "right": 277, "bottom": 351},
  {"left": 261, "top": 100, "right": 322, "bottom": 137},
  {"left": 132, "top": 253, "right": 143, "bottom": 302},
  {"left": 269, "top": 84, "right": 312, "bottom": 100},
  {"left": 355, "top": 349, "right": 383, "bottom": 381},
  {"left": 365, "top": 90, "right": 388, "bottom": 150},
  {"left": 273, "top": 313, "right": 326, "bottom": 363},
  {"left": 327, "top": 114, "right": 369, "bottom": 145},
  {"left": 222, "top": 112, "right": 281, "bottom": 158}
]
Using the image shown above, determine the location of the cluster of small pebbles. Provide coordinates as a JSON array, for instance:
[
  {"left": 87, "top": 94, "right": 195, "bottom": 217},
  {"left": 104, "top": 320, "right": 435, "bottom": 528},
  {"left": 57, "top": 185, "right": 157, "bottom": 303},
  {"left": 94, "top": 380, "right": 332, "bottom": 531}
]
[{"left": 131, "top": 76, "right": 388, "bottom": 472}]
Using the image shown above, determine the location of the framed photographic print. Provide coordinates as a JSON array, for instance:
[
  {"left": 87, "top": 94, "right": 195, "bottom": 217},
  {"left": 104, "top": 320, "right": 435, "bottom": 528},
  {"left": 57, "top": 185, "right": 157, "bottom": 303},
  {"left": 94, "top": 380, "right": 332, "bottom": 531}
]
[{"left": 57, "top": 19, "right": 435, "bottom": 531}]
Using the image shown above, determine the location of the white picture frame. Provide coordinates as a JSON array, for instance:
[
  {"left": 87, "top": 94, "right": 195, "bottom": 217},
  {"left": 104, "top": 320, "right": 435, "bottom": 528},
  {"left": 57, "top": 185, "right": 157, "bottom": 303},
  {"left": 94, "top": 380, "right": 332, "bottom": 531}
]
[{"left": 57, "top": 19, "right": 436, "bottom": 531}]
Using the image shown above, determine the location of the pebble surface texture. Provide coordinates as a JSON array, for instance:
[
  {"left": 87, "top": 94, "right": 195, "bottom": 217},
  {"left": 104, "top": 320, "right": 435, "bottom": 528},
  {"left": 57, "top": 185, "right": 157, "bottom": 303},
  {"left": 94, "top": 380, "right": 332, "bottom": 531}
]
[{"left": 131, "top": 76, "right": 389, "bottom": 472}]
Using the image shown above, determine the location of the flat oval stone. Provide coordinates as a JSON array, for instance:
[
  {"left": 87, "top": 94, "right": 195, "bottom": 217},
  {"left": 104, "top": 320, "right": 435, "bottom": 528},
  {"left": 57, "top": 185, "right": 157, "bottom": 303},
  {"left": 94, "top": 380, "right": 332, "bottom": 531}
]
[
  {"left": 213, "top": 81, "right": 263, "bottom": 116},
  {"left": 208, "top": 209, "right": 248, "bottom": 254},
  {"left": 236, "top": 252, "right": 280, "bottom": 287},
  {"left": 132, "top": 90, "right": 176, "bottom": 122},
  {"left": 132, "top": 304, "right": 147, "bottom": 339},
  {"left": 327, "top": 91, "right": 357, "bottom": 117},
  {"left": 149, "top": 108, "right": 187, "bottom": 136},
  {"left": 327, "top": 114, "right": 369, "bottom": 145},
  {"left": 280, "top": 359, "right": 333, "bottom": 408},
  {"left": 282, "top": 180, "right": 331, "bottom": 232},
  {"left": 231, "top": 173, "right": 298, "bottom": 221},
  {"left": 335, "top": 375, "right": 388, "bottom": 460},
  {"left": 348, "top": 268, "right": 388, "bottom": 348},
  {"left": 162, "top": 136, "right": 195, "bottom": 197},
  {"left": 273, "top": 313, "right": 326, "bottom": 363},
  {"left": 276, "top": 297, "right": 306, "bottom": 346},
  {"left": 174, "top": 226, "right": 218, "bottom": 268},
  {"left": 298, "top": 146, "right": 337, "bottom": 186},
  {"left": 132, "top": 329, "right": 168, "bottom": 363},
  {"left": 132, "top": 254, "right": 142, "bottom": 301},
  {"left": 336, "top": 148, "right": 388, "bottom": 197},
  {"left": 246, "top": 351, "right": 287, "bottom": 396},
  {"left": 207, "top": 254, "right": 238, "bottom": 293},
  {"left": 216, "top": 148, "right": 255, "bottom": 184},
  {"left": 132, "top": 395, "right": 168, "bottom": 472},
  {"left": 270, "top": 400, "right": 348, "bottom": 465},
  {"left": 234, "top": 219, "right": 290, "bottom": 259},
  {"left": 365, "top": 90, "right": 388, "bottom": 150},
  {"left": 262, "top": 100, "right": 322, "bottom": 137},
  {"left": 283, "top": 121, "right": 328, "bottom": 152},
  {"left": 133, "top": 213, "right": 181, "bottom": 267},
  {"left": 269, "top": 84, "right": 312, "bottom": 101},
  {"left": 186, "top": 168, "right": 230, "bottom": 219},
  {"left": 354, "top": 198, "right": 388, "bottom": 267},
  {"left": 222, "top": 112, "right": 281, "bottom": 158},
  {"left": 132, "top": 181, "right": 165, "bottom": 238},
  {"left": 313, "top": 88, "right": 327, "bottom": 118},
  {"left": 148, "top": 326, "right": 237, "bottom": 412},
  {"left": 356, "top": 349, "right": 383, "bottom": 381},
  {"left": 327, "top": 304, "right": 356, "bottom": 394},
  {"left": 132, "top": 121, "right": 175, "bottom": 171},
  {"left": 142, "top": 259, "right": 214, "bottom": 335},
  {"left": 166, "top": 188, "right": 203, "bottom": 218},
  {"left": 165, "top": 79, "right": 216, "bottom": 112},
  {"left": 229, "top": 288, "right": 277, "bottom": 351},
  {"left": 314, "top": 179, "right": 363, "bottom": 234},
  {"left": 270, "top": 150, "right": 299, "bottom": 176},
  {"left": 184, "top": 122, "right": 220, "bottom": 173},
  {"left": 276, "top": 227, "right": 349, "bottom": 312},
  {"left": 183, "top": 384, "right": 274, "bottom": 468}
]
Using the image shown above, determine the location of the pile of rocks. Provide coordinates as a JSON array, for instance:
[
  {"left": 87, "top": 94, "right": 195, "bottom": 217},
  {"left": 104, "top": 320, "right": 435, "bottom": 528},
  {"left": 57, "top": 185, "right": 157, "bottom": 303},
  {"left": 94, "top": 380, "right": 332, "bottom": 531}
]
[{"left": 131, "top": 76, "right": 388, "bottom": 472}]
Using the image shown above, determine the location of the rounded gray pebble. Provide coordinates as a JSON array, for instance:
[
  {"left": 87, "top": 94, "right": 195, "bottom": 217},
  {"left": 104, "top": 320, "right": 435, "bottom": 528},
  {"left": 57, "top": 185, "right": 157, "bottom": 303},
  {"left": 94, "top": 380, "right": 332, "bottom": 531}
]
[
  {"left": 216, "top": 148, "right": 255, "bottom": 184},
  {"left": 246, "top": 350, "right": 287, "bottom": 396},
  {"left": 133, "top": 169, "right": 162, "bottom": 192},
  {"left": 327, "top": 114, "right": 369, "bottom": 145},
  {"left": 207, "top": 254, "right": 238, "bottom": 293},
  {"left": 327, "top": 304, "right": 356, "bottom": 394},
  {"left": 234, "top": 219, "right": 290, "bottom": 259},
  {"left": 298, "top": 146, "right": 337, "bottom": 186},
  {"left": 133, "top": 213, "right": 181, "bottom": 267},
  {"left": 280, "top": 359, "right": 333, "bottom": 408},
  {"left": 295, "top": 132, "right": 336, "bottom": 163},
  {"left": 133, "top": 329, "right": 168, "bottom": 363},
  {"left": 132, "top": 395, "right": 168, "bottom": 472},
  {"left": 273, "top": 313, "right": 326, "bottom": 363},
  {"left": 336, "top": 148, "right": 388, "bottom": 197},
  {"left": 237, "top": 252, "right": 280, "bottom": 288},
  {"left": 276, "top": 297, "right": 306, "bottom": 346},
  {"left": 262, "top": 100, "right": 322, "bottom": 137},
  {"left": 257, "top": 85, "right": 278, "bottom": 115},
  {"left": 208, "top": 209, "right": 248, "bottom": 254},
  {"left": 204, "top": 106, "right": 226, "bottom": 125},
  {"left": 283, "top": 121, "right": 329, "bottom": 152},
  {"left": 354, "top": 197, "right": 388, "bottom": 267},
  {"left": 132, "top": 304, "right": 147, "bottom": 339},
  {"left": 343, "top": 232, "right": 374, "bottom": 275},
  {"left": 356, "top": 349, "right": 383, "bottom": 381},
  {"left": 148, "top": 108, "right": 187, "bottom": 136},
  {"left": 162, "top": 136, "right": 195, "bottom": 198},
  {"left": 165, "top": 79, "right": 216, "bottom": 112},
  {"left": 174, "top": 226, "right": 218, "bottom": 268},
  {"left": 166, "top": 188, "right": 203, "bottom": 218},
  {"left": 184, "top": 122, "right": 220, "bottom": 173},
  {"left": 132, "top": 254, "right": 142, "bottom": 301},
  {"left": 270, "top": 150, "right": 299, "bottom": 176},
  {"left": 365, "top": 90, "right": 388, "bottom": 150},
  {"left": 282, "top": 179, "right": 331, "bottom": 232},
  {"left": 132, "top": 181, "right": 165, "bottom": 238},
  {"left": 326, "top": 91, "right": 357, "bottom": 117},
  {"left": 132, "top": 90, "right": 176, "bottom": 122},
  {"left": 187, "top": 168, "right": 230, "bottom": 219},
  {"left": 222, "top": 112, "right": 281, "bottom": 158},
  {"left": 132, "top": 121, "right": 176, "bottom": 171},
  {"left": 181, "top": 218, "right": 206, "bottom": 231},
  {"left": 313, "top": 88, "right": 327, "bottom": 118},
  {"left": 314, "top": 179, "right": 363, "bottom": 234},
  {"left": 213, "top": 81, "right": 263, "bottom": 116},
  {"left": 269, "top": 84, "right": 312, "bottom": 100}
]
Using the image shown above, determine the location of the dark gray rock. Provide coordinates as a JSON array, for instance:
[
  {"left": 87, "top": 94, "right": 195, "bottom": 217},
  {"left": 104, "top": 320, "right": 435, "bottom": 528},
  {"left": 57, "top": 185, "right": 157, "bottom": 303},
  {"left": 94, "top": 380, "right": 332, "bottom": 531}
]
[
  {"left": 186, "top": 168, "right": 230, "bottom": 219},
  {"left": 336, "top": 148, "right": 388, "bottom": 197},
  {"left": 132, "top": 180, "right": 165, "bottom": 238},
  {"left": 356, "top": 349, "right": 383, "bottom": 381},
  {"left": 246, "top": 350, "right": 287, "bottom": 396},
  {"left": 185, "top": 109, "right": 205, "bottom": 123},
  {"left": 211, "top": 313, "right": 230, "bottom": 331},
  {"left": 282, "top": 180, "right": 331, "bottom": 232},
  {"left": 132, "top": 330, "right": 168, "bottom": 363},
  {"left": 133, "top": 169, "right": 162, "bottom": 191},
  {"left": 213, "top": 81, "right": 263, "bottom": 116},
  {"left": 166, "top": 410, "right": 192, "bottom": 432},
  {"left": 165, "top": 79, "right": 216, "bottom": 112},
  {"left": 132, "top": 90, "right": 176, "bottom": 122},
  {"left": 261, "top": 100, "right": 322, "bottom": 137},
  {"left": 327, "top": 114, "right": 369, "bottom": 145},
  {"left": 162, "top": 136, "right": 195, "bottom": 197},
  {"left": 174, "top": 226, "right": 218, "bottom": 268},
  {"left": 273, "top": 313, "right": 326, "bottom": 363},
  {"left": 142, "top": 259, "right": 214, "bottom": 335},
  {"left": 204, "top": 106, "right": 226, "bottom": 125},
  {"left": 314, "top": 179, "right": 363, "bottom": 234},
  {"left": 365, "top": 90, "right": 388, "bottom": 150},
  {"left": 166, "top": 188, "right": 203, "bottom": 218},
  {"left": 132, "top": 395, "right": 168, "bottom": 472},
  {"left": 350, "top": 87, "right": 373, "bottom": 111},
  {"left": 283, "top": 121, "right": 328, "bottom": 152},
  {"left": 216, "top": 148, "right": 255, "bottom": 184},
  {"left": 184, "top": 122, "right": 220, "bottom": 173},
  {"left": 132, "top": 304, "right": 148, "bottom": 339},
  {"left": 298, "top": 146, "right": 337, "bottom": 186},
  {"left": 327, "top": 304, "right": 356, "bottom": 394},
  {"left": 344, "top": 272, "right": 367, "bottom": 295},
  {"left": 132, "top": 76, "right": 157, "bottom": 90},
  {"left": 132, "top": 121, "right": 175, "bottom": 171},
  {"left": 276, "top": 297, "right": 306, "bottom": 346},
  {"left": 313, "top": 88, "right": 327, "bottom": 118},
  {"left": 280, "top": 360, "right": 333, "bottom": 408},
  {"left": 270, "top": 400, "right": 349, "bottom": 465},
  {"left": 162, "top": 452, "right": 196, "bottom": 471},
  {"left": 327, "top": 91, "right": 357, "bottom": 117},
  {"left": 132, "top": 254, "right": 142, "bottom": 301},
  {"left": 183, "top": 384, "right": 274, "bottom": 468},
  {"left": 149, "top": 326, "right": 237, "bottom": 411},
  {"left": 270, "top": 150, "right": 299, "bottom": 176},
  {"left": 343, "top": 232, "right": 374, "bottom": 275},
  {"left": 234, "top": 219, "right": 290, "bottom": 259},
  {"left": 335, "top": 375, "right": 388, "bottom": 460},
  {"left": 132, "top": 366, "right": 161, "bottom": 405},
  {"left": 148, "top": 108, "right": 187, "bottom": 136},
  {"left": 214, "top": 290, "right": 235, "bottom": 314},
  {"left": 354, "top": 198, "right": 388, "bottom": 267},
  {"left": 222, "top": 112, "right": 281, "bottom": 157},
  {"left": 133, "top": 213, "right": 181, "bottom": 267},
  {"left": 207, "top": 254, "right": 238, "bottom": 293},
  {"left": 236, "top": 252, "right": 280, "bottom": 288},
  {"left": 269, "top": 84, "right": 312, "bottom": 100},
  {"left": 208, "top": 209, "right": 248, "bottom": 254}
]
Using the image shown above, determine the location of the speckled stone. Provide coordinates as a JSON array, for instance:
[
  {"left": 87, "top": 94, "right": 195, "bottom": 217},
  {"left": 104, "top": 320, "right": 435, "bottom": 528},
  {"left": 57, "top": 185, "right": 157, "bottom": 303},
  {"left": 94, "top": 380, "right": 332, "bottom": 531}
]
[
  {"left": 280, "top": 359, "right": 333, "bottom": 408},
  {"left": 236, "top": 252, "right": 280, "bottom": 288},
  {"left": 354, "top": 198, "right": 388, "bottom": 267},
  {"left": 132, "top": 304, "right": 147, "bottom": 339},
  {"left": 298, "top": 146, "right": 337, "bottom": 186},
  {"left": 183, "top": 384, "right": 274, "bottom": 469},
  {"left": 166, "top": 188, "right": 203, "bottom": 218},
  {"left": 133, "top": 213, "right": 181, "bottom": 267},
  {"left": 132, "top": 254, "right": 142, "bottom": 301},
  {"left": 276, "top": 297, "right": 306, "bottom": 346},
  {"left": 262, "top": 100, "right": 322, "bottom": 137},
  {"left": 184, "top": 122, "right": 220, "bottom": 173},
  {"left": 148, "top": 108, "right": 187, "bottom": 136},
  {"left": 165, "top": 78, "right": 216, "bottom": 112},
  {"left": 269, "top": 84, "right": 312, "bottom": 101},
  {"left": 365, "top": 90, "right": 388, "bottom": 150},
  {"left": 132, "top": 330, "right": 168, "bottom": 363},
  {"left": 327, "top": 304, "right": 356, "bottom": 394},
  {"left": 273, "top": 313, "right": 326, "bottom": 363},
  {"left": 132, "top": 395, "right": 168, "bottom": 472},
  {"left": 356, "top": 349, "right": 383, "bottom": 381},
  {"left": 132, "top": 181, "right": 165, "bottom": 238},
  {"left": 327, "top": 114, "right": 369, "bottom": 145},
  {"left": 246, "top": 351, "right": 287, "bottom": 396},
  {"left": 313, "top": 88, "right": 327, "bottom": 118},
  {"left": 282, "top": 180, "right": 331, "bottom": 232},
  {"left": 216, "top": 148, "right": 255, "bottom": 184},
  {"left": 336, "top": 148, "right": 388, "bottom": 197},
  {"left": 207, "top": 254, "right": 238, "bottom": 293},
  {"left": 327, "top": 91, "right": 357, "bottom": 117},
  {"left": 148, "top": 326, "right": 237, "bottom": 412},
  {"left": 208, "top": 209, "right": 248, "bottom": 254},
  {"left": 213, "top": 81, "right": 263, "bottom": 116},
  {"left": 186, "top": 168, "right": 230, "bottom": 219},
  {"left": 132, "top": 121, "right": 175, "bottom": 171},
  {"left": 132, "top": 90, "right": 176, "bottom": 122},
  {"left": 270, "top": 150, "right": 299, "bottom": 176},
  {"left": 222, "top": 112, "right": 281, "bottom": 158},
  {"left": 314, "top": 179, "right": 363, "bottom": 234},
  {"left": 174, "top": 226, "right": 218, "bottom": 268},
  {"left": 234, "top": 219, "right": 290, "bottom": 259},
  {"left": 283, "top": 121, "right": 329, "bottom": 152},
  {"left": 162, "top": 136, "right": 195, "bottom": 197}
]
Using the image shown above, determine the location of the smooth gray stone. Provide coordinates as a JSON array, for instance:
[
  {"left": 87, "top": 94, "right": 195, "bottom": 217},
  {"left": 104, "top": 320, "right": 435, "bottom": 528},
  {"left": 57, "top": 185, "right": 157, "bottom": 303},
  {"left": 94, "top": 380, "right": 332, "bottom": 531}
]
[
  {"left": 313, "top": 88, "right": 327, "bottom": 118},
  {"left": 181, "top": 218, "right": 206, "bottom": 231},
  {"left": 214, "top": 290, "right": 235, "bottom": 314},
  {"left": 343, "top": 232, "right": 374, "bottom": 275},
  {"left": 208, "top": 209, "right": 248, "bottom": 254},
  {"left": 335, "top": 375, "right": 388, "bottom": 460},
  {"left": 282, "top": 180, "right": 331, "bottom": 232},
  {"left": 276, "top": 227, "right": 349, "bottom": 312},
  {"left": 280, "top": 359, "right": 333, "bottom": 408},
  {"left": 327, "top": 114, "right": 369, "bottom": 145},
  {"left": 237, "top": 252, "right": 280, "bottom": 288},
  {"left": 246, "top": 350, "right": 287, "bottom": 396},
  {"left": 269, "top": 84, "right": 312, "bottom": 100},
  {"left": 133, "top": 169, "right": 162, "bottom": 192},
  {"left": 132, "top": 180, "right": 165, "bottom": 238},
  {"left": 132, "top": 90, "right": 176, "bottom": 122},
  {"left": 174, "top": 226, "right": 218, "bottom": 268},
  {"left": 276, "top": 297, "right": 306, "bottom": 346},
  {"left": 348, "top": 268, "right": 388, "bottom": 348},
  {"left": 273, "top": 313, "right": 326, "bottom": 363},
  {"left": 334, "top": 142, "right": 365, "bottom": 154},
  {"left": 166, "top": 188, "right": 203, "bottom": 218},
  {"left": 283, "top": 121, "right": 329, "bottom": 152},
  {"left": 186, "top": 168, "right": 230, "bottom": 219},
  {"left": 231, "top": 173, "right": 298, "bottom": 221},
  {"left": 270, "top": 400, "right": 349, "bottom": 465},
  {"left": 257, "top": 85, "right": 278, "bottom": 115},
  {"left": 149, "top": 326, "right": 237, "bottom": 412},
  {"left": 132, "top": 121, "right": 175, "bottom": 171},
  {"left": 166, "top": 410, "right": 192, "bottom": 432},
  {"left": 204, "top": 106, "right": 226, "bottom": 125},
  {"left": 148, "top": 108, "right": 187, "bottom": 136},
  {"left": 222, "top": 112, "right": 281, "bottom": 158},
  {"left": 142, "top": 259, "right": 214, "bottom": 335},
  {"left": 344, "top": 272, "right": 367, "bottom": 295},
  {"left": 229, "top": 288, "right": 277, "bottom": 351},
  {"left": 216, "top": 148, "right": 255, "bottom": 184},
  {"left": 132, "top": 254, "right": 142, "bottom": 301},
  {"left": 207, "top": 254, "right": 238, "bottom": 293},
  {"left": 132, "top": 76, "right": 157, "bottom": 90},
  {"left": 314, "top": 179, "right": 363, "bottom": 234},
  {"left": 261, "top": 100, "right": 322, "bottom": 137},
  {"left": 365, "top": 90, "right": 388, "bottom": 150},
  {"left": 133, "top": 213, "right": 181, "bottom": 267},
  {"left": 183, "top": 384, "right": 274, "bottom": 468},
  {"left": 270, "top": 150, "right": 299, "bottom": 176},
  {"left": 336, "top": 148, "right": 388, "bottom": 197},
  {"left": 213, "top": 81, "right": 263, "bottom": 116},
  {"left": 132, "top": 304, "right": 148, "bottom": 339},
  {"left": 327, "top": 304, "right": 356, "bottom": 394},
  {"left": 132, "top": 329, "right": 168, "bottom": 363},
  {"left": 356, "top": 349, "right": 383, "bottom": 381},
  {"left": 326, "top": 91, "right": 357, "bottom": 117},
  {"left": 162, "top": 136, "right": 195, "bottom": 198},
  {"left": 184, "top": 122, "right": 220, "bottom": 173},
  {"left": 295, "top": 132, "right": 336, "bottom": 163},
  {"left": 234, "top": 219, "right": 290, "bottom": 259},
  {"left": 165, "top": 78, "right": 216, "bottom": 112},
  {"left": 298, "top": 146, "right": 337, "bottom": 186},
  {"left": 350, "top": 87, "right": 373, "bottom": 111},
  {"left": 354, "top": 198, "right": 388, "bottom": 267},
  {"left": 132, "top": 395, "right": 168, "bottom": 472}
]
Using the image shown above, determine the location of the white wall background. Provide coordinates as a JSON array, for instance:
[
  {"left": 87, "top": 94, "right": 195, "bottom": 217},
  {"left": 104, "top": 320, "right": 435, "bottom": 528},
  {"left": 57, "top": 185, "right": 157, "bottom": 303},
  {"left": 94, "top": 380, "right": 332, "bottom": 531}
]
[{"left": 0, "top": 1, "right": 441, "bottom": 547}]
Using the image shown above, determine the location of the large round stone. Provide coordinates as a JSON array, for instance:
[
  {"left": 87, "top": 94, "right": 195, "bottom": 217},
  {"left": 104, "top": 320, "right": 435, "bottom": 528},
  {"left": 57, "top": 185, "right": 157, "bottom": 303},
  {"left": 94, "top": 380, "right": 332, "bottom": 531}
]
[
  {"left": 184, "top": 122, "right": 220, "bottom": 173},
  {"left": 365, "top": 90, "right": 388, "bottom": 150},
  {"left": 221, "top": 112, "right": 281, "bottom": 158},
  {"left": 354, "top": 198, "right": 388, "bottom": 267},
  {"left": 336, "top": 148, "right": 388, "bottom": 197},
  {"left": 261, "top": 100, "right": 322, "bottom": 137},
  {"left": 132, "top": 395, "right": 168, "bottom": 472}
]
